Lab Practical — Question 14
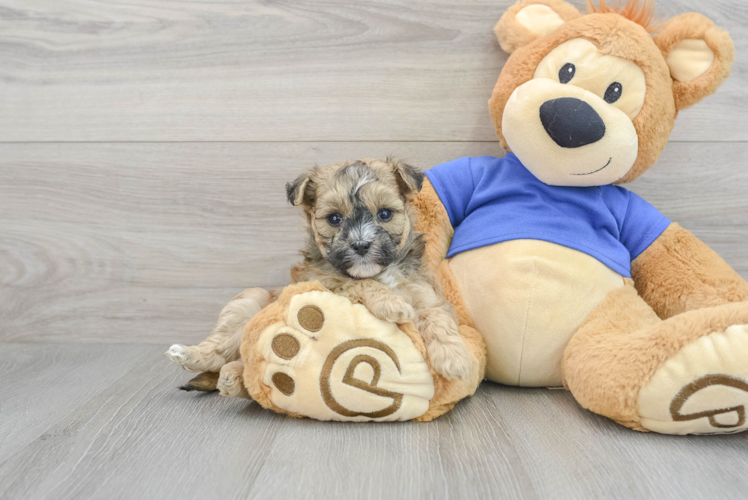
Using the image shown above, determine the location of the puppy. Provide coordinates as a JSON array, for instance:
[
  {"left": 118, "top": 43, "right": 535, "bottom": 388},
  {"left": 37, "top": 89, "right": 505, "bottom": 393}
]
[
  {"left": 166, "top": 158, "right": 472, "bottom": 395},
  {"left": 287, "top": 158, "right": 473, "bottom": 381}
]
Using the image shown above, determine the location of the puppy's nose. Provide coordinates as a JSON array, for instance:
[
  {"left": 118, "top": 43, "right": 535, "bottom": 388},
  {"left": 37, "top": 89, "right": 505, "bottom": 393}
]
[
  {"left": 351, "top": 241, "right": 371, "bottom": 256},
  {"left": 539, "top": 97, "right": 606, "bottom": 148}
]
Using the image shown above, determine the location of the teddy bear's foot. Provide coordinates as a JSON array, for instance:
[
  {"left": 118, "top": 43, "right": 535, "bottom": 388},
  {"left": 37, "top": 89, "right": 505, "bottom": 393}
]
[
  {"left": 247, "top": 288, "right": 440, "bottom": 421},
  {"left": 638, "top": 324, "right": 748, "bottom": 435}
]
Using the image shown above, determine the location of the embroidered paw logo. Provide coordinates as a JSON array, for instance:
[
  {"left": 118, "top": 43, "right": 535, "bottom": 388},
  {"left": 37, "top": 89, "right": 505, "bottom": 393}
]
[
  {"left": 670, "top": 374, "right": 748, "bottom": 430},
  {"left": 257, "top": 293, "right": 435, "bottom": 421},
  {"left": 320, "top": 339, "right": 404, "bottom": 418}
]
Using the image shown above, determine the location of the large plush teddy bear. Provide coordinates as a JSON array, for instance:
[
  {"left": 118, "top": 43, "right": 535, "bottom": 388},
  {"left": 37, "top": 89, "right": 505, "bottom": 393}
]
[{"left": 170, "top": 0, "right": 748, "bottom": 434}]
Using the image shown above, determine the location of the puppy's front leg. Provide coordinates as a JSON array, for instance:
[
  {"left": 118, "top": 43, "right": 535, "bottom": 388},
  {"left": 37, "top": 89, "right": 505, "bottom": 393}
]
[
  {"left": 417, "top": 308, "right": 473, "bottom": 381},
  {"left": 341, "top": 280, "right": 416, "bottom": 324},
  {"left": 167, "top": 287, "right": 274, "bottom": 373}
]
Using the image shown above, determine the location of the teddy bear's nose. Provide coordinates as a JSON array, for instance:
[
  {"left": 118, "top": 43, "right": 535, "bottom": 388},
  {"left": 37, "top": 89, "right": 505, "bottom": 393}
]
[{"left": 539, "top": 97, "right": 606, "bottom": 148}]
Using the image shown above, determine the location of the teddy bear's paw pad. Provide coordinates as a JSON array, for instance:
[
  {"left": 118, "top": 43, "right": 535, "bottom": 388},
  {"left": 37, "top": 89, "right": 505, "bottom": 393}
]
[
  {"left": 638, "top": 324, "right": 748, "bottom": 435},
  {"left": 256, "top": 291, "right": 435, "bottom": 422}
]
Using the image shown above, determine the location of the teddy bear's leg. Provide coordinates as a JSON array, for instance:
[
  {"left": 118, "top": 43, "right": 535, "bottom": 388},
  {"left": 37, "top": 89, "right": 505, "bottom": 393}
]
[
  {"left": 167, "top": 287, "right": 273, "bottom": 373},
  {"left": 563, "top": 280, "right": 748, "bottom": 434},
  {"left": 217, "top": 360, "right": 250, "bottom": 399}
]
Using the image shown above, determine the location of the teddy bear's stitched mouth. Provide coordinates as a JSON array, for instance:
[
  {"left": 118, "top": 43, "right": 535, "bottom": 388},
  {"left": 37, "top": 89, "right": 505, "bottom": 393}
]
[{"left": 572, "top": 157, "right": 612, "bottom": 176}]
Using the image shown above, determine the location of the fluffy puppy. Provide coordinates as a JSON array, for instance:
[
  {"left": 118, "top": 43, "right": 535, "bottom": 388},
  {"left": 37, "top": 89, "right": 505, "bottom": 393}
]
[
  {"left": 287, "top": 158, "right": 473, "bottom": 380},
  {"left": 166, "top": 158, "right": 472, "bottom": 392}
]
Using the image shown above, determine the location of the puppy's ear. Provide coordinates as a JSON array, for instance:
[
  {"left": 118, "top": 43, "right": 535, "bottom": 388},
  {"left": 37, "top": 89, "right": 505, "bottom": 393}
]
[
  {"left": 495, "top": 0, "right": 581, "bottom": 54},
  {"left": 286, "top": 170, "right": 315, "bottom": 208},
  {"left": 653, "top": 13, "right": 734, "bottom": 111},
  {"left": 389, "top": 158, "right": 424, "bottom": 201}
]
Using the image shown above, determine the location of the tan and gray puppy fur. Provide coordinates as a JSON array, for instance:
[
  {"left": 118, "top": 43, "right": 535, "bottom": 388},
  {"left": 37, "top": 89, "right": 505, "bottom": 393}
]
[
  {"left": 166, "top": 287, "right": 274, "bottom": 397},
  {"left": 287, "top": 158, "right": 473, "bottom": 381},
  {"left": 166, "top": 158, "right": 472, "bottom": 391}
]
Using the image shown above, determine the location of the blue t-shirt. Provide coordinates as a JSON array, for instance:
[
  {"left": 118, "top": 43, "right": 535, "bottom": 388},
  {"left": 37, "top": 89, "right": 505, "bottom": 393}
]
[{"left": 425, "top": 154, "right": 671, "bottom": 278}]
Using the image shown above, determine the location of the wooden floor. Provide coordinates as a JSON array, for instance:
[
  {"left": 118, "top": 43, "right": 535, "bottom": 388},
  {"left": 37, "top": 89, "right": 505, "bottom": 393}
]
[{"left": 1, "top": 1, "right": 747, "bottom": 499}]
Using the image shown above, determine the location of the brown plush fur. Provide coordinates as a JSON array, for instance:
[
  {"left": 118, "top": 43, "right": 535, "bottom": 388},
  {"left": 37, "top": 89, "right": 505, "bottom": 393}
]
[
  {"left": 564, "top": 281, "right": 748, "bottom": 430},
  {"left": 410, "top": 178, "right": 454, "bottom": 275},
  {"left": 632, "top": 223, "right": 748, "bottom": 320},
  {"left": 411, "top": 178, "right": 478, "bottom": 328},
  {"left": 653, "top": 13, "right": 735, "bottom": 111},
  {"left": 495, "top": 0, "right": 581, "bottom": 54}
]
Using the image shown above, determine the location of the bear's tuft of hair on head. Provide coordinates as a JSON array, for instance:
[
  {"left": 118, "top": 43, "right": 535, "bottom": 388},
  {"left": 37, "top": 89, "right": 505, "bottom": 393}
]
[{"left": 587, "top": 0, "right": 661, "bottom": 33}]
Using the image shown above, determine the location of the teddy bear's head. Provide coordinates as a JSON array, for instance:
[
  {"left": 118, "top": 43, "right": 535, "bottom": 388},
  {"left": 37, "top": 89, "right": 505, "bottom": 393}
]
[{"left": 488, "top": 0, "right": 734, "bottom": 186}]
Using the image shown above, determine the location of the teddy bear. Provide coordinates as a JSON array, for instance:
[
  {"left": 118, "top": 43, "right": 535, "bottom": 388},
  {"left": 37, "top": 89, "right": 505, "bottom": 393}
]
[{"left": 169, "top": 0, "right": 748, "bottom": 434}]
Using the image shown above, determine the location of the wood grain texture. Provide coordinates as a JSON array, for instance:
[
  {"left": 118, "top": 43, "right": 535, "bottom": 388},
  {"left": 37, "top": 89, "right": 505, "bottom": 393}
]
[
  {"left": 0, "top": 0, "right": 746, "bottom": 142},
  {"left": 0, "top": 343, "right": 746, "bottom": 500},
  {"left": 1, "top": 141, "right": 746, "bottom": 344},
  {"left": 0, "top": 343, "right": 159, "bottom": 462}
]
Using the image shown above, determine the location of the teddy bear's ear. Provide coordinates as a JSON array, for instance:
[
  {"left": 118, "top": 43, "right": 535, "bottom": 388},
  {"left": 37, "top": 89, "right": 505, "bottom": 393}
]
[
  {"left": 653, "top": 13, "right": 734, "bottom": 111},
  {"left": 494, "top": 0, "right": 581, "bottom": 54}
]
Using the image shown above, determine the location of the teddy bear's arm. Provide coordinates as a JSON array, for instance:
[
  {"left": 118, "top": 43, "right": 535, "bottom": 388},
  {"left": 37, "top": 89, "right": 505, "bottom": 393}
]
[
  {"left": 631, "top": 222, "right": 748, "bottom": 319},
  {"left": 411, "top": 178, "right": 454, "bottom": 273}
]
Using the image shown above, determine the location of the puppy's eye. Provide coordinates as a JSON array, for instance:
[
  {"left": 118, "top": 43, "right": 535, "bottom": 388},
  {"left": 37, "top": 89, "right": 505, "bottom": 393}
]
[
  {"left": 377, "top": 209, "right": 393, "bottom": 222},
  {"left": 327, "top": 213, "right": 343, "bottom": 226},
  {"left": 604, "top": 82, "right": 623, "bottom": 103},
  {"left": 559, "top": 63, "right": 575, "bottom": 84}
]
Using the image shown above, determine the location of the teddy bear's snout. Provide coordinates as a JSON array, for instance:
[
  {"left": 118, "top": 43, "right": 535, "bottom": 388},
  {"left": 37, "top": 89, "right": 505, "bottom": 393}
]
[{"left": 539, "top": 97, "right": 606, "bottom": 148}]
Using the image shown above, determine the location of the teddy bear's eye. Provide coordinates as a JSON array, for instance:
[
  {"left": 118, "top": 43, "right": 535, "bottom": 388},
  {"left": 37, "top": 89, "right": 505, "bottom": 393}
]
[
  {"left": 559, "top": 63, "right": 575, "bottom": 84},
  {"left": 604, "top": 82, "right": 623, "bottom": 103}
]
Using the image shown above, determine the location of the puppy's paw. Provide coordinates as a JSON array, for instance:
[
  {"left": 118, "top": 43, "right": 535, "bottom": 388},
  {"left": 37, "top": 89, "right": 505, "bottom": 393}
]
[
  {"left": 217, "top": 361, "right": 250, "bottom": 398},
  {"left": 426, "top": 336, "right": 473, "bottom": 382},
  {"left": 369, "top": 296, "right": 416, "bottom": 324},
  {"left": 166, "top": 344, "right": 200, "bottom": 372},
  {"left": 217, "top": 373, "right": 245, "bottom": 398}
]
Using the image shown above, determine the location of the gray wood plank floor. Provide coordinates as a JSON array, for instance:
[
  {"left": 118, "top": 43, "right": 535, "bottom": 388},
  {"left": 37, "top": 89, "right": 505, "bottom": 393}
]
[
  {"left": 1, "top": 0, "right": 747, "bottom": 499},
  {"left": 1, "top": 344, "right": 747, "bottom": 500}
]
